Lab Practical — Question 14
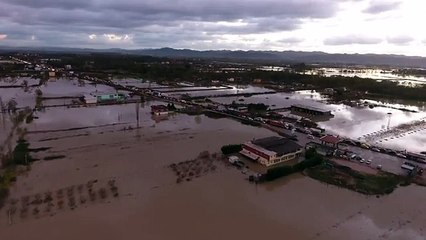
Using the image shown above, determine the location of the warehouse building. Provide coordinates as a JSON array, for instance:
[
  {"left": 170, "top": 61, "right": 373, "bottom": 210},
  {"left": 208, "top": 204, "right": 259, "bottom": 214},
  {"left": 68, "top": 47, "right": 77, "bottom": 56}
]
[{"left": 240, "top": 136, "right": 303, "bottom": 167}]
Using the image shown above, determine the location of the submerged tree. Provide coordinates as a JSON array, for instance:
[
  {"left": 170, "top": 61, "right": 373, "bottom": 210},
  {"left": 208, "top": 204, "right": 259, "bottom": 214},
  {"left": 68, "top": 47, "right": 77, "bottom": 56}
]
[{"left": 6, "top": 99, "right": 17, "bottom": 113}]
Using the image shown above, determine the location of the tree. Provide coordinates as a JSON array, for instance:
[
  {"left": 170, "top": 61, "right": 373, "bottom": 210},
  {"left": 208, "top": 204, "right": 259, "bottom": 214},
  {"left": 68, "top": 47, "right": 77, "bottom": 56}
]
[
  {"left": 7, "top": 99, "right": 17, "bottom": 113},
  {"left": 35, "top": 89, "right": 43, "bottom": 98}
]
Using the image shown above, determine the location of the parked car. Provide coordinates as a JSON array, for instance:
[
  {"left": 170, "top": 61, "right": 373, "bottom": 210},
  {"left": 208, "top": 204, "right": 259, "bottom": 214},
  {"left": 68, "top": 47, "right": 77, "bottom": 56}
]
[
  {"left": 228, "top": 156, "right": 239, "bottom": 164},
  {"left": 371, "top": 147, "right": 381, "bottom": 152},
  {"left": 234, "top": 160, "right": 245, "bottom": 168},
  {"left": 366, "top": 159, "right": 372, "bottom": 164},
  {"left": 361, "top": 143, "right": 370, "bottom": 149},
  {"left": 338, "top": 143, "right": 349, "bottom": 150}
]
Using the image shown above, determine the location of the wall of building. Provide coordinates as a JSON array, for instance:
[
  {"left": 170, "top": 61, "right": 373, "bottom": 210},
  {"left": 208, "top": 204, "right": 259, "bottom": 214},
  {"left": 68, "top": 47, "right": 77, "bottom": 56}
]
[{"left": 242, "top": 143, "right": 303, "bottom": 167}]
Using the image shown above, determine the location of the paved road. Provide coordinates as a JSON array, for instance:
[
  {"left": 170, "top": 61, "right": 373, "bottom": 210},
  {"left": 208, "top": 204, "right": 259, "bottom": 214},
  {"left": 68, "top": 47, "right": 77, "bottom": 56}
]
[{"left": 263, "top": 124, "right": 421, "bottom": 175}]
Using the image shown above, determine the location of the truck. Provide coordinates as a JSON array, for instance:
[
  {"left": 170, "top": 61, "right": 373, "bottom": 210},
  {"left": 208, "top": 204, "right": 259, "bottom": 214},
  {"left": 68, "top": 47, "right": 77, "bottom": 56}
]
[
  {"left": 401, "top": 162, "right": 416, "bottom": 171},
  {"left": 228, "top": 156, "right": 239, "bottom": 164},
  {"left": 228, "top": 156, "right": 245, "bottom": 168}
]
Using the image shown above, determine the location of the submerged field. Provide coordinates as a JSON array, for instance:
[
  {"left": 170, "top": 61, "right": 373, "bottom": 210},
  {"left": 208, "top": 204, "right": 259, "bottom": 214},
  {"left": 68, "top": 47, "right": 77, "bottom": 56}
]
[{"left": 1, "top": 78, "right": 426, "bottom": 239}]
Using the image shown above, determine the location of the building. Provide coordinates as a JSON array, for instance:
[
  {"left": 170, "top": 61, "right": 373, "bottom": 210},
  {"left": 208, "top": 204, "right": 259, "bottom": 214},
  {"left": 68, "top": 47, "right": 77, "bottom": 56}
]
[
  {"left": 240, "top": 136, "right": 303, "bottom": 167},
  {"left": 151, "top": 105, "right": 169, "bottom": 115},
  {"left": 83, "top": 94, "right": 97, "bottom": 104},
  {"left": 84, "top": 92, "right": 127, "bottom": 104},
  {"left": 291, "top": 104, "right": 332, "bottom": 116},
  {"left": 96, "top": 93, "right": 127, "bottom": 103},
  {"left": 319, "top": 135, "right": 341, "bottom": 148}
]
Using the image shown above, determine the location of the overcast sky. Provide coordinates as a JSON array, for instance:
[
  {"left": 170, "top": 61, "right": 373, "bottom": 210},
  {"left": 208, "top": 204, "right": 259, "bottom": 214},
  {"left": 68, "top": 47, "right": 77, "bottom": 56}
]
[{"left": 0, "top": 0, "right": 425, "bottom": 56}]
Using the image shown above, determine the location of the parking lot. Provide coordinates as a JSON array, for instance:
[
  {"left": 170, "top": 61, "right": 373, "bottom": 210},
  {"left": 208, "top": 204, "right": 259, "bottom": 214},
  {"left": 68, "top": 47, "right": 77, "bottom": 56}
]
[{"left": 272, "top": 125, "right": 425, "bottom": 175}]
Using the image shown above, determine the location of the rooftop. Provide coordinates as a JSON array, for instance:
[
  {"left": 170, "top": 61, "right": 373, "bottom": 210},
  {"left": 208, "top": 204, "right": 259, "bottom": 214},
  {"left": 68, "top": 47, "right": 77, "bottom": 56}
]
[
  {"left": 151, "top": 105, "right": 168, "bottom": 110},
  {"left": 291, "top": 104, "right": 331, "bottom": 114},
  {"left": 320, "top": 135, "right": 341, "bottom": 145},
  {"left": 252, "top": 136, "right": 302, "bottom": 156}
]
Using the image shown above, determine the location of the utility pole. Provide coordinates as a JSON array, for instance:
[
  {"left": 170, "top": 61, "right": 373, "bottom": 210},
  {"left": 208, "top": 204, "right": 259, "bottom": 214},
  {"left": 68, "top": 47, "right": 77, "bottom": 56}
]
[
  {"left": 387, "top": 112, "right": 392, "bottom": 130},
  {"left": 135, "top": 102, "right": 140, "bottom": 128}
]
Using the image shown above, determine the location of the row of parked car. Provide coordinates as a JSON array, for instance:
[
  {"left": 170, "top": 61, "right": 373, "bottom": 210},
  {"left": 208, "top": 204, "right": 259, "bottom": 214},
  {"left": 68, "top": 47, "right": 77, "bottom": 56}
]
[
  {"left": 332, "top": 149, "right": 376, "bottom": 166},
  {"left": 339, "top": 138, "right": 424, "bottom": 161}
]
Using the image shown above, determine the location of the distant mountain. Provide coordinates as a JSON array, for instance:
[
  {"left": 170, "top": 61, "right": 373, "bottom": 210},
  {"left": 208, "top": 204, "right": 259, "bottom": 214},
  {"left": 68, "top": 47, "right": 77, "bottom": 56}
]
[
  {"left": 133, "top": 48, "right": 426, "bottom": 68},
  {"left": 1, "top": 46, "right": 426, "bottom": 68}
]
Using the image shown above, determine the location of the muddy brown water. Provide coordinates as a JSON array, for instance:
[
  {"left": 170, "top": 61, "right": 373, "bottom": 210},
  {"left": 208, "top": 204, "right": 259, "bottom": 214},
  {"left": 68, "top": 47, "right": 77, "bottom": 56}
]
[{"left": 1, "top": 110, "right": 425, "bottom": 240}]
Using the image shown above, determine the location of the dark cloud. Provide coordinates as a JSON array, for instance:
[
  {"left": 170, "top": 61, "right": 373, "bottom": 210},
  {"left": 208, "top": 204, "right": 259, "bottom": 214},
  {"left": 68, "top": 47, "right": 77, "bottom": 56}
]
[
  {"left": 0, "top": 0, "right": 373, "bottom": 49},
  {"left": 363, "top": 1, "right": 401, "bottom": 14},
  {"left": 324, "top": 35, "right": 383, "bottom": 45},
  {"left": 387, "top": 36, "right": 414, "bottom": 45}
]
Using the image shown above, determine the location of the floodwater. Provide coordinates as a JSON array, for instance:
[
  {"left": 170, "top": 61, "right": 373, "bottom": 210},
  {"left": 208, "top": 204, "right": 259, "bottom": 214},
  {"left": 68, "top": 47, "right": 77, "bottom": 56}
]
[
  {"left": 207, "top": 86, "right": 426, "bottom": 153},
  {"left": 0, "top": 77, "right": 40, "bottom": 87},
  {"left": 308, "top": 68, "right": 426, "bottom": 86},
  {"left": 112, "top": 78, "right": 165, "bottom": 88},
  {"left": 1, "top": 78, "right": 426, "bottom": 239},
  {"left": 182, "top": 85, "right": 271, "bottom": 97},
  {"left": 1, "top": 108, "right": 426, "bottom": 240},
  {"left": 40, "top": 78, "right": 116, "bottom": 98}
]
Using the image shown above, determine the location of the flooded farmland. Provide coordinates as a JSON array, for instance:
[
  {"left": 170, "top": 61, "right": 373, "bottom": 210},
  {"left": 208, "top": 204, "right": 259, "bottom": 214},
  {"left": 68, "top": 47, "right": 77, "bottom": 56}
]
[
  {"left": 190, "top": 85, "right": 426, "bottom": 153},
  {"left": 1, "top": 77, "right": 426, "bottom": 240}
]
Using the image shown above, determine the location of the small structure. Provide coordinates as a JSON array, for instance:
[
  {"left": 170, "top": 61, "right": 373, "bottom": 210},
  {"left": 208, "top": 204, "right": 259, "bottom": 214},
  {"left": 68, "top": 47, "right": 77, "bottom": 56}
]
[
  {"left": 320, "top": 135, "right": 341, "bottom": 148},
  {"left": 83, "top": 94, "right": 97, "bottom": 104},
  {"left": 217, "top": 105, "right": 227, "bottom": 111},
  {"left": 291, "top": 104, "right": 332, "bottom": 116},
  {"left": 95, "top": 93, "right": 127, "bottom": 103},
  {"left": 151, "top": 105, "right": 169, "bottom": 115},
  {"left": 83, "top": 92, "right": 128, "bottom": 104},
  {"left": 240, "top": 136, "right": 303, "bottom": 167},
  {"left": 237, "top": 106, "right": 248, "bottom": 113}
]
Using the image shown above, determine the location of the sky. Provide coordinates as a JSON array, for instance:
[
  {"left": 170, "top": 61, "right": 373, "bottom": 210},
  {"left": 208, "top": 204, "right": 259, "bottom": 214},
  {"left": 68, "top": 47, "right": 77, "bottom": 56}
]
[{"left": 0, "top": 0, "right": 425, "bottom": 56}]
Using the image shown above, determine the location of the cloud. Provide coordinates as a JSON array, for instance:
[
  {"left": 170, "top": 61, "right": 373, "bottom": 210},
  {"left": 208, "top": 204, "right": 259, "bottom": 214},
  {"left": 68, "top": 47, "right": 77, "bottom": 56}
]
[
  {"left": 103, "top": 34, "right": 132, "bottom": 41},
  {"left": 324, "top": 35, "right": 383, "bottom": 45},
  {"left": 0, "top": 0, "right": 423, "bottom": 56},
  {"left": 387, "top": 36, "right": 414, "bottom": 45},
  {"left": 0, "top": 0, "right": 341, "bottom": 48},
  {"left": 363, "top": 1, "right": 401, "bottom": 14},
  {"left": 0, "top": 34, "right": 7, "bottom": 40},
  {"left": 278, "top": 37, "right": 304, "bottom": 44}
]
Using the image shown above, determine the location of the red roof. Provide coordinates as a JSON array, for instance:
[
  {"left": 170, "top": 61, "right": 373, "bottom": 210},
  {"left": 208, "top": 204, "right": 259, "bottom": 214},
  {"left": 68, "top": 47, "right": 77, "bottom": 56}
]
[
  {"left": 320, "top": 135, "right": 340, "bottom": 144},
  {"left": 151, "top": 105, "right": 168, "bottom": 111}
]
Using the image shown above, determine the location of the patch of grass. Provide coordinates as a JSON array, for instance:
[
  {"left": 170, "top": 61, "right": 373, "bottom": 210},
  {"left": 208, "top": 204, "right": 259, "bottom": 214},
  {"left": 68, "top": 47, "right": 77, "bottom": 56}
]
[
  {"left": 0, "top": 167, "right": 17, "bottom": 209},
  {"left": 221, "top": 144, "right": 242, "bottom": 155},
  {"left": 306, "top": 163, "right": 407, "bottom": 195},
  {"left": 11, "top": 139, "right": 32, "bottom": 165},
  {"left": 43, "top": 155, "right": 66, "bottom": 161}
]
